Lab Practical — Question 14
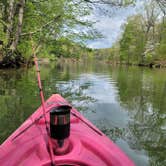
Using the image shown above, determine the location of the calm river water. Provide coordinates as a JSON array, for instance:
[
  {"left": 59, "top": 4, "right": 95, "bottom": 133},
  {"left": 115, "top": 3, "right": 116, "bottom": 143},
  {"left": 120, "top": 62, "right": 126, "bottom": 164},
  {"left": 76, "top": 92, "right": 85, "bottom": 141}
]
[{"left": 0, "top": 61, "right": 165, "bottom": 166}]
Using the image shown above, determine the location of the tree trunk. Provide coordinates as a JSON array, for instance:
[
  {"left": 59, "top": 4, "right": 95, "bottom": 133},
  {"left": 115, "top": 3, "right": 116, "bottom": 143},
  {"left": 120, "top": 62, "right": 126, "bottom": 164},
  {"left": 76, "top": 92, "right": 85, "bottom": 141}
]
[
  {"left": 10, "top": 0, "right": 25, "bottom": 52},
  {"left": 2, "top": 3, "right": 8, "bottom": 33},
  {"left": 7, "top": 0, "right": 15, "bottom": 43}
]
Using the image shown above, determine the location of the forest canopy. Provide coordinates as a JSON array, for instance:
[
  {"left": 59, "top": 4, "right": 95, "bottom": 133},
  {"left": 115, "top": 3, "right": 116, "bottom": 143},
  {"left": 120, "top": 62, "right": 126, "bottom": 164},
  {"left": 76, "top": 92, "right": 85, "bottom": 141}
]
[
  {"left": 94, "top": 0, "right": 166, "bottom": 67},
  {"left": 0, "top": 0, "right": 165, "bottom": 68}
]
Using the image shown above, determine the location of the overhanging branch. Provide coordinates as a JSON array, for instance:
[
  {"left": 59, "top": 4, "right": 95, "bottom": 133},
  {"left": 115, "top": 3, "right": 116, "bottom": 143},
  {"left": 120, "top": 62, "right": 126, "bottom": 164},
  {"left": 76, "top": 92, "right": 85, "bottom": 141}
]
[{"left": 21, "top": 15, "right": 61, "bottom": 36}]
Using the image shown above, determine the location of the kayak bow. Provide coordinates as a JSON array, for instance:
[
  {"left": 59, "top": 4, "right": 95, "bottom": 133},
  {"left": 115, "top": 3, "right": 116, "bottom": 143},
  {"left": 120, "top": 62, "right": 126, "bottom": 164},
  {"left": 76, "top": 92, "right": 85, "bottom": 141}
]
[{"left": 0, "top": 94, "right": 135, "bottom": 166}]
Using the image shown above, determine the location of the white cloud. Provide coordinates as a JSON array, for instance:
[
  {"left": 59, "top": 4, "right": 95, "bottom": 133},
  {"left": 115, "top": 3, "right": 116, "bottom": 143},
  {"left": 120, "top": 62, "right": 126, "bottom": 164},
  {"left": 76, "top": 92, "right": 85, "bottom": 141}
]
[{"left": 87, "top": 1, "right": 144, "bottom": 48}]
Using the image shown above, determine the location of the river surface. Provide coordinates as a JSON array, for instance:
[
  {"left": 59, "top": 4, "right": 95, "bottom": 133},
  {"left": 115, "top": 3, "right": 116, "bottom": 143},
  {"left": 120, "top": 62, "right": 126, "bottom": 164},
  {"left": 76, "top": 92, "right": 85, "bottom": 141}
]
[{"left": 0, "top": 61, "right": 166, "bottom": 166}]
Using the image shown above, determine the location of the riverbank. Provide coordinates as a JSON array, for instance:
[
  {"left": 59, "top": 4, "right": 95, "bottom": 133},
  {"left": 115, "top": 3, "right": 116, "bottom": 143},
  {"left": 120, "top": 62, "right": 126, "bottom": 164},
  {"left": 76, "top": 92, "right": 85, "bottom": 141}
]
[
  {"left": 105, "top": 59, "right": 166, "bottom": 68},
  {"left": 0, "top": 56, "right": 87, "bottom": 69},
  {"left": 1, "top": 55, "right": 166, "bottom": 69}
]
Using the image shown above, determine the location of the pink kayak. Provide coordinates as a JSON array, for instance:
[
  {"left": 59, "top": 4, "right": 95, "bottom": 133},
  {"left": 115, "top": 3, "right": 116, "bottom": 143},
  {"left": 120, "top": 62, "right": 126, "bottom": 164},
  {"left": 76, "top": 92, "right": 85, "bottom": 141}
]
[{"left": 0, "top": 94, "right": 135, "bottom": 166}]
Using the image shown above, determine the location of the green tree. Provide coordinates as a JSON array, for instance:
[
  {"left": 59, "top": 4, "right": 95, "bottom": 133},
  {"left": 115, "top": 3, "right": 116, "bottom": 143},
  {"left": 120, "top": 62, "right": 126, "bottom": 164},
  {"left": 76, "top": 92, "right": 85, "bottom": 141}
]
[
  {"left": 0, "top": 0, "right": 137, "bottom": 68},
  {"left": 118, "top": 0, "right": 166, "bottom": 66},
  {"left": 0, "top": 0, "right": 99, "bottom": 67},
  {"left": 119, "top": 15, "right": 146, "bottom": 64}
]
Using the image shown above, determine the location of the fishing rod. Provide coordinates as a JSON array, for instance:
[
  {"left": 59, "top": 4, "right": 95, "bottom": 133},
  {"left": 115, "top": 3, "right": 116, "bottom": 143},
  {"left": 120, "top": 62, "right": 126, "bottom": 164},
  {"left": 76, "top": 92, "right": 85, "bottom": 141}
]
[{"left": 30, "top": 35, "right": 55, "bottom": 166}]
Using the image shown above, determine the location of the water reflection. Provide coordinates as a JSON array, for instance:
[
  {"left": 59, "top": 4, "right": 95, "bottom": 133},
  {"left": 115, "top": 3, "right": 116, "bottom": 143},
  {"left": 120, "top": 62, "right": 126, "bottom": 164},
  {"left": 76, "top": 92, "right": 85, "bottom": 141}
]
[
  {"left": 0, "top": 62, "right": 166, "bottom": 166},
  {"left": 115, "top": 67, "right": 166, "bottom": 166}
]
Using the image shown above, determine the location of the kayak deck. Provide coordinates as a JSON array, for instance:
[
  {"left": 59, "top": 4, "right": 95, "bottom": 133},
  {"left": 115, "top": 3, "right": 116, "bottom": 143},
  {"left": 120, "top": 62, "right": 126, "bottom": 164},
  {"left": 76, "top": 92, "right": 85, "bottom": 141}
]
[{"left": 0, "top": 94, "right": 135, "bottom": 166}]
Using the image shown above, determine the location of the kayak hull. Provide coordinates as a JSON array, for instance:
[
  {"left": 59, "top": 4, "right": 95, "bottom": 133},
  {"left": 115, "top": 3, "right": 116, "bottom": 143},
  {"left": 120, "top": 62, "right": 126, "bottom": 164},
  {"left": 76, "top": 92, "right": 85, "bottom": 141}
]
[{"left": 0, "top": 94, "right": 135, "bottom": 166}]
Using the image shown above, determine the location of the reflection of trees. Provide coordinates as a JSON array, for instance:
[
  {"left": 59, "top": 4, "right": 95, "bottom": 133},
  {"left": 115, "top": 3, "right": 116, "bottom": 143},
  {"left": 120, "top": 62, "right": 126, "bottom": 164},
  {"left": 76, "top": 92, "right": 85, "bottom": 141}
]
[
  {"left": 52, "top": 61, "right": 112, "bottom": 76},
  {"left": 0, "top": 61, "right": 109, "bottom": 144},
  {"left": 55, "top": 80, "right": 96, "bottom": 112},
  {"left": 96, "top": 123, "right": 125, "bottom": 142},
  {"left": 116, "top": 67, "right": 166, "bottom": 165},
  {"left": 43, "top": 61, "right": 104, "bottom": 112},
  {"left": 0, "top": 69, "right": 41, "bottom": 144}
]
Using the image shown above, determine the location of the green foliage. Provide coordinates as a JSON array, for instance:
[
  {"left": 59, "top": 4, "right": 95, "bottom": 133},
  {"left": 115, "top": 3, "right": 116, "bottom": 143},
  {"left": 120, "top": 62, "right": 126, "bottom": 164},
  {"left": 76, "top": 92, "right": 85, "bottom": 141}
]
[
  {"left": 155, "top": 18, "right": 166, "bottom": 59},
  {"left": 118, "top": 8, "right": 166, "bottom": 66},
  {"left": 92, "top": 1, "right": 165, "bottom": 66},
  {"left": 46, "top": 38, "right": 94, "bottom": 59},
  {"left": 1, "top": 0, "right": 165, "bottom": 66},
  {"left": 0, "top": 0, "right": 103, "bottom": 65},
  {"left": 0, "top": 0, "right": 141, "bottom": 67},
  {"left": 93, "top": 3, "right": 165, "bottom": 67},
  {"left": 119, "top": 15, "right": 146, "bottom": 64},
  {"left": 117, "top": 0, "right": 166, "bottom": 66}
]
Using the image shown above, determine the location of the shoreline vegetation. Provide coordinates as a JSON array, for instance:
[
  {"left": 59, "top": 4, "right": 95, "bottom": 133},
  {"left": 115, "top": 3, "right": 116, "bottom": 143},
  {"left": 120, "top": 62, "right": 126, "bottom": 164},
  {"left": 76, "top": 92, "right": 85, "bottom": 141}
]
[
  {"left": 37, "top": 57, "right": 166, "bottom": 69},
  {"left": 1, "top": 47, "right": 166, "bottom": 69},
  {"left": 0, "top": 0, "right": 165, "bottom": 69}
]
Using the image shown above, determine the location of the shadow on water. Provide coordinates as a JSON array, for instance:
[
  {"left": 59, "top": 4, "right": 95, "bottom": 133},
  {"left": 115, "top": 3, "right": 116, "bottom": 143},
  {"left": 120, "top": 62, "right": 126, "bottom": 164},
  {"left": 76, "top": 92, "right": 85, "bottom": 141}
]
[{"left": 0, "top": 61, "right": 166, "bottom": 166}]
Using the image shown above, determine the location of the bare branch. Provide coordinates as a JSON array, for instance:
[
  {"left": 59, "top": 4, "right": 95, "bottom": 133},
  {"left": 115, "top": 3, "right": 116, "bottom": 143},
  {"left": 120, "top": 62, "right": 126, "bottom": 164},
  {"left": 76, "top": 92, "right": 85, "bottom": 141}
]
[
  {"left": 83, "top": 0, "right": 135, "bottom": 6},
  {"left": 155, "top": 0, "right": 166, "bottom": 15}
]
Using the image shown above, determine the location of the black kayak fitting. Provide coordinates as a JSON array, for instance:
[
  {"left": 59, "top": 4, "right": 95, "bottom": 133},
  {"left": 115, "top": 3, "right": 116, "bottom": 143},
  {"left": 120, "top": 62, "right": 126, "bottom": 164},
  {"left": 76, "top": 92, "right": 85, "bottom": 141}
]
[{"left": 50, "top": 105, "right": 72, "bottom": 147}]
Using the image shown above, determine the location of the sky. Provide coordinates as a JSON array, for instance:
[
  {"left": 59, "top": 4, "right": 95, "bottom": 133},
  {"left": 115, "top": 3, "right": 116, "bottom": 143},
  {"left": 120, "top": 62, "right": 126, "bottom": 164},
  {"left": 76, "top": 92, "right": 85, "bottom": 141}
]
[{"left": 87, "top": 1, "right": 144, "bottom": 49}]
